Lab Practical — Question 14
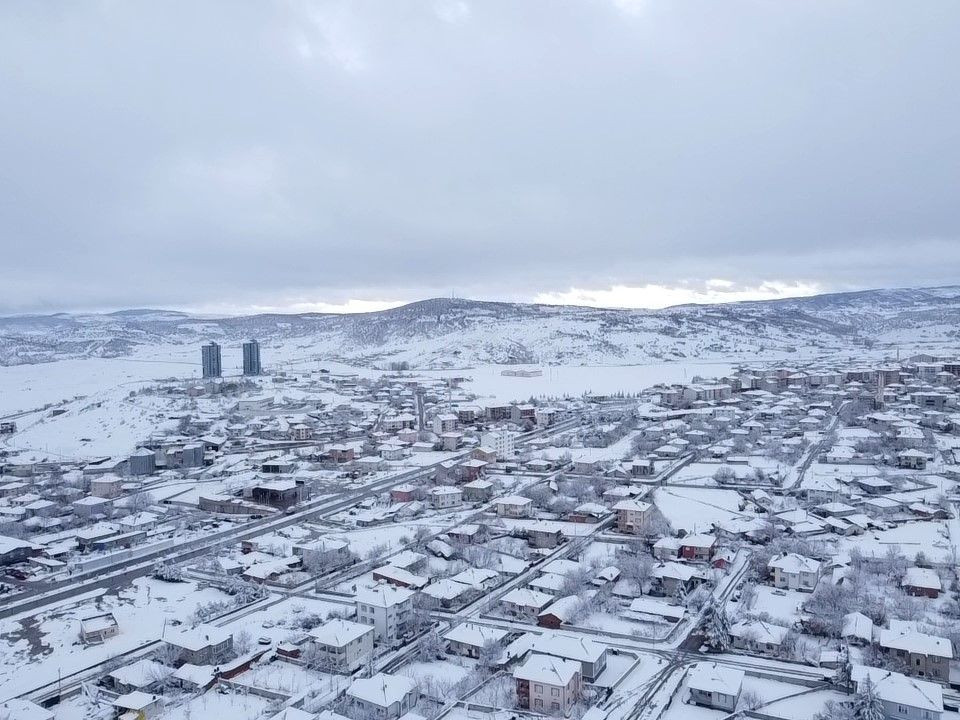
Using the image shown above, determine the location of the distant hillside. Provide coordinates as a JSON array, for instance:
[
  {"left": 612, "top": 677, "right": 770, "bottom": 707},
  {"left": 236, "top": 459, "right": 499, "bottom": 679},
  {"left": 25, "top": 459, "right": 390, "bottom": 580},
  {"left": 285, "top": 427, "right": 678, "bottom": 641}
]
[{"left": 1, "top": 286, "right": 959, "bottom": 368}]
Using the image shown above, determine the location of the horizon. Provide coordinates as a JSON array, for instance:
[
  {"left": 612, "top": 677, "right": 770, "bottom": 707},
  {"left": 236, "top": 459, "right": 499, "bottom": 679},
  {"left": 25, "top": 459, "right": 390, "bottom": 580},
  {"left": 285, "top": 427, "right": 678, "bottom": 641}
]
[{"left": 4, "top": 281, "right": 959, "bottom": 320}]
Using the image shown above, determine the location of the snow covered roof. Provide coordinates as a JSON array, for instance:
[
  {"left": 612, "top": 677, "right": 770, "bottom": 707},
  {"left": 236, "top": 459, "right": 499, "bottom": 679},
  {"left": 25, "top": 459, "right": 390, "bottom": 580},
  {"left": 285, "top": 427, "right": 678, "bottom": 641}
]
[
  {"left": 355, "top": 584, "right": 415, "bottom": 608},
  {"left": 878, "top": 628, "right": 951, "bottom": 658},
  {"left": 902, "top": 567, "right": 941, "bottom": 591},
  {"left": 347, "top": 672, "right": 417, "bottom": 707},
  {"left": 852, "top": 665, "right": 943, "bottom": 712},
  {"left": 612, "top": 499, "right": 651, "bottom": 513},
  {"left": 842, "top": 612, "right": 874, "bottom": 642},
  {"left": 497, "top": 495, "right": 533, "bottom": 506},
  {"left": 513, "top": 653, "right": 580, "bottom": 685},
  {"left": 729, "top": 620, "right": 789, "bottom": 645},
  {"left": 687, "top": 662, "right": 744, "bottom": 696},
  {"left": 767, "top": 553, "right": 820, "bottom": 574},
  {"left": 501, "top": 588, "right": 553, "bottom": 609},
  {"left": 422, "top": 579, "right": 471, "bottom": 600},
  {"left": 444, "top": 622, "right": 508, "bottom": 648},
  {"left": 166, "top": 624, "right": 232, "bottom": 652},
  {"left": 310, "top": 619, "right": 373, "bottom": 647},
  {"left": 532, "top": 632, "right": 606, "bottom": 663},
  {"left": 0, "top": 699, "right": 53, "bottom": 720}
]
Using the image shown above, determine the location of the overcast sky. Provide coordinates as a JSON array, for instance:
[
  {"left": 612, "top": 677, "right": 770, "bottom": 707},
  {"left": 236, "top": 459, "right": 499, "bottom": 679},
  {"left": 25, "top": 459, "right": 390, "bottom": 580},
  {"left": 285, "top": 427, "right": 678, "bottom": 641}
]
[{"left": 1, "top": 1, "right": 958, "bottom": 315}]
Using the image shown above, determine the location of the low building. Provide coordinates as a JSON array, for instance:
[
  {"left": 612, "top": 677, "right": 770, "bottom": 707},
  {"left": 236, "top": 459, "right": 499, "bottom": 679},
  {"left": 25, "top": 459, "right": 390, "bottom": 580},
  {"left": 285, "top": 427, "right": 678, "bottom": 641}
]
[
  {"left": 429, "top": 485, "right": 463, "bottom": 509},
  {"left": 163, "top": 624, "right": 233, "bottom": 667},
  {"left": 901, "top": 567, "right": 941, "bottom": 598},
  {"left": 444, "top": 622, "right": 509, "bottom": 658},
  {"left": 111, "top": 691, "right": 163, "bottom": 719},
  {"left": 294, "top": 537, "right": 353, "bottom": 572},
  {"left": 501, "top": 588, "right": 553, "bottom": 619},
  {"left": 463, "top": 479, "right": 494, "bottom": 502},
  {"left": 495, "top": 496, "right": 533, "bottom": 518},
  {"left": 246, "top": 479, "right": 310, "bottom": 509},
  {"left": 0, "top": 535, "right": 42, "bottom": 566},
  {"left": 687, "top": 662, "right": 744, "bottom": 712},
  {"left": 80, "top": 613, "right": 119, "bottom": 644},
  {"left": 768, "top": 553, "right": 820, "bottom": 592},
  {"left": 527, "top": 522, "right": 564, "bottom": 549},
  {"left": 346, "top": 672, "right": 418, "bottom": 720},
  {"left": 728, "top": 620, "right": 789, "bottom": 655},
  {"left": 106, "top": 659, "right": 173, "bottom": 695},
  {"left": 851, "top": 665, "right": 943, "bottom": 720}
]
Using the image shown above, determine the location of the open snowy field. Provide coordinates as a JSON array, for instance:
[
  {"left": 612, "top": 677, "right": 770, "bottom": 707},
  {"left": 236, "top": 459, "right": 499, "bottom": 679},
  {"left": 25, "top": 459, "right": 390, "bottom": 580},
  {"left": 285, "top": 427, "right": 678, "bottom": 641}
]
[{"left": 653, "top": 487, "right": 751, "bottom": 533}]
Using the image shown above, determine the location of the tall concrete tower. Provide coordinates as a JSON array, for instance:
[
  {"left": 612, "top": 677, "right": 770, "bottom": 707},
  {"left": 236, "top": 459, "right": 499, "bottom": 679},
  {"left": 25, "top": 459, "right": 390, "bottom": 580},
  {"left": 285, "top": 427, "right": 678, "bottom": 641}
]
[
  {"left": 201, "top": 342, "right": 222, "bottom": 378},
  {"left": 242, "top": 339, "right": 262, "bottom": 376}
]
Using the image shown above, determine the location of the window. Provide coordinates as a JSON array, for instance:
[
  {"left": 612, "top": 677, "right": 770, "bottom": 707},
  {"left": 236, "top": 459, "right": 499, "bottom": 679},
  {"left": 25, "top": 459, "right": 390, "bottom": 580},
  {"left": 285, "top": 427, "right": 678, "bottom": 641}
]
[
  {"left": 534, "top": 699, "right": 542, "bottom": 708},
  {"left": 535, "top": 685, "right": 543, "bottom": 693},
  {"left": 552, "top": 688, "right": 560, "bottom": 697},
  {"left": 552, "top": 703, "right": 560, "bottom": 711}
]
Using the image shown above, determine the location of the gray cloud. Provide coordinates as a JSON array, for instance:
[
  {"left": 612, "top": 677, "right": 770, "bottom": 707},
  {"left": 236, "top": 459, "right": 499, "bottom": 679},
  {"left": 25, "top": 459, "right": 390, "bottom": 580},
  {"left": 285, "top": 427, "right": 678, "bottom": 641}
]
[{"left": 1, "top": 0, "right": 958, "bottom": 313}]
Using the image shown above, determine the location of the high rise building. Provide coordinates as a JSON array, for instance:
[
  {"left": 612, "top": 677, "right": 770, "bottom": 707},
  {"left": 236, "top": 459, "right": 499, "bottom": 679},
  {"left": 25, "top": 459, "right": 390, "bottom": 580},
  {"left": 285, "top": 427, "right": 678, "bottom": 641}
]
[
  {"left": 242, "top": 339, "right": 262, "bottom": 376},
  {"left": 201, "top": 342, "right": 222, "bottom": 379}
]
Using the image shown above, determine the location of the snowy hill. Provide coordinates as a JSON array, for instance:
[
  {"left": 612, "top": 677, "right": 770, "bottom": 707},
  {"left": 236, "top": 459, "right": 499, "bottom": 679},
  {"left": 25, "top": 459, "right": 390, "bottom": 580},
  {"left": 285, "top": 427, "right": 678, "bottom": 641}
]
[{"left": 2, "top": 286, "right": 959, "bottom": 368}]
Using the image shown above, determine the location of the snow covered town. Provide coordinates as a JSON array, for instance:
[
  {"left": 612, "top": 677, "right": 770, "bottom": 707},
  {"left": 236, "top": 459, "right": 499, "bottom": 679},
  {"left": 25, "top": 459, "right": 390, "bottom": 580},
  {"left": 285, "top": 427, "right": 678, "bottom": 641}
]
[{"left": 2, "top": 349, "right": 960, "bottom": 720}]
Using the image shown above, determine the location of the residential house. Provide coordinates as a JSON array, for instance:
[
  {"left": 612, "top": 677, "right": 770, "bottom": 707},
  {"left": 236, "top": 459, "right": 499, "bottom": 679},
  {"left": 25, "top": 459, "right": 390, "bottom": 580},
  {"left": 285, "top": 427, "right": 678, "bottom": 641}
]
[
  {"left": 728, "top": 620, "right": 789, "bottom": 655},
  {"left": 495, "top": 496, "right": 533, "bottom": 518},
  {"left": 902, "top": 567, "right": 942, "bottom": 599},
  {"left": 532, "top": 632, "right": 608, "bottom": 681},
  {"left": 514, "top": 654, "right": 582, "bottom": 717},
  {"left": 308, "top": 619, "right": 374, "bottom": 674},
  {"left": 878, "top": 625, "right": 952, "bottom": 681},
  {"left": 163, "top": 624, "right": 233, "bottom": 667},
  {"left": 444, "top": 623, "right": 509, "bottom": 659},
  {"left": 851, "top": 665, "right": 942, "bottom": 720},
  {"left": 501, "top": 588, "right": 553, "bottom": 620},
  {"left": 429, "top": 485, "right": 463, "bottom": 509},
  {"left": 612, "top": 499, "right": 651, "bottom": 534},
  {"left": 80, "top": 613, "right": 119, "bottom": 644},
  {"left": 687, "top": 663, "right": 744, "bottom": 712},
  {"left": 355, "top": 585, "right": 415, "bottom": 641},
  {"left": 346, "top": 672, "right": 419, "bottom": 720},
  {"left": 767, "top": 553, "right": 821, "bottom": 592}
]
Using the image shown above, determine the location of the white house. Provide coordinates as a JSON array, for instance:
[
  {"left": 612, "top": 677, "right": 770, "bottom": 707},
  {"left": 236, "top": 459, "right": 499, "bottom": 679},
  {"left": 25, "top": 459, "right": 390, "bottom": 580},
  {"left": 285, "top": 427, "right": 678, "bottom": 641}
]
[
  {"left": 429, "top": 485, "right": 463, "bottom": 509},
  {"left": 500, "top": 588, "right": 554, "bottom": 619},
  {"left": 767, "top": 553, "right": 820, "bottom": 592},
  {"left": 308, "top": 619, "right": 374, "bottom": 674},
  {"left": 346, "top": 672, "right": 419, "bottom": 719},
  {"left": 687, "top": 663, "right": 744, "bottom": 712},
  {"left": 163, "top": 624, "right": 233, "bottom": 666},
  {"left": 444, "top": 622, "right": 509, "bottom": 658},
  {"left": 355, "top": 585, "right": 415, "bottom": 641},
  {"left": 531, "top": 632, "right": 608, "bottom": 681},
  {"left": 851, "top": 664, "right": 943, "bottom": 720},
  {"left": 496, "top": 496, "right": 533, "bottom": 518}
]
